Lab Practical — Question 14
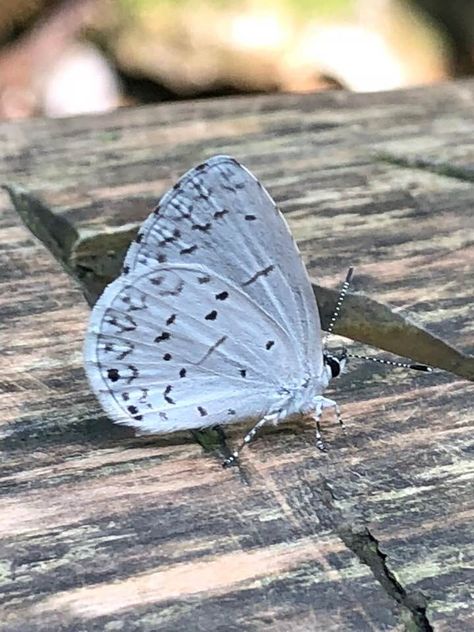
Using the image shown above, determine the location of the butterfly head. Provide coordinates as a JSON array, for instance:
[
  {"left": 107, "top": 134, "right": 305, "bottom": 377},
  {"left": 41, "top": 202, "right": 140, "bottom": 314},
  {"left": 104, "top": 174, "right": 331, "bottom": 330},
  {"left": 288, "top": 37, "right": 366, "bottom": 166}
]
[{"left": 323, "top": 349, "right": 347, "bottom": 381}]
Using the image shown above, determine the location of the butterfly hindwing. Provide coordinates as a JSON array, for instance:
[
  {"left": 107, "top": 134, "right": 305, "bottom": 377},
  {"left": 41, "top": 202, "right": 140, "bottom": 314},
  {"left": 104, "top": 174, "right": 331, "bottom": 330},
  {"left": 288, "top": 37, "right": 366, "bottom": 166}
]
[{"left": 84, "top": 264, "right": 298, "bottom": 432}]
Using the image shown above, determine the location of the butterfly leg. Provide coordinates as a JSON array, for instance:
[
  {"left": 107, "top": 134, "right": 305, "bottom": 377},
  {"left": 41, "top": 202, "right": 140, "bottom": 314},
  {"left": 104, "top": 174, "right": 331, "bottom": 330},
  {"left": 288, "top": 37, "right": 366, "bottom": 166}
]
[
  {"left": 334, "top": 401, "right": 345, "bottom": 433},
  {"left": 311, "top": 396, "right": 343, "bottom": 451},
  {"left": 223, "top": 411, "right": 280, "bottom": 467},
  {"left": 312, "top": 399, "right": 326, "bottom": 451}
]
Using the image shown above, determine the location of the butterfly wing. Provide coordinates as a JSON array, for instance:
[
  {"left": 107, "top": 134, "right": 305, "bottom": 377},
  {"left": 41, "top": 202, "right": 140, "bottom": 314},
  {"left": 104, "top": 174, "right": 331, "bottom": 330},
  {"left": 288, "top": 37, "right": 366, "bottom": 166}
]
[
  {"left": 84, "top": 264, "right": 297, "bottom": 433},
  {"left": 124, "top": 156, "right": 323, "bottom": 377}
]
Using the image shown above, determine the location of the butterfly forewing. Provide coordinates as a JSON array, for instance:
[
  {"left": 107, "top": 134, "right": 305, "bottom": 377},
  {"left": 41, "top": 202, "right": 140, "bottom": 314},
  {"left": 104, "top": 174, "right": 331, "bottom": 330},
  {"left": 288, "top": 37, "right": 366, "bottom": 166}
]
[{"left": 124, "top": 155, "right": 322, "bottom": 377}]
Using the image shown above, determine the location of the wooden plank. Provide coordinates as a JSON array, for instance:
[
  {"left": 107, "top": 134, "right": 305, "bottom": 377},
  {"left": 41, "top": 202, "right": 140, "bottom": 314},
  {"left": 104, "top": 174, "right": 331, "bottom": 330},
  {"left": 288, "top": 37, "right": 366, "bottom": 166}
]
[{"left": 1, "top": 80, "right": 473, "bottom": 631}]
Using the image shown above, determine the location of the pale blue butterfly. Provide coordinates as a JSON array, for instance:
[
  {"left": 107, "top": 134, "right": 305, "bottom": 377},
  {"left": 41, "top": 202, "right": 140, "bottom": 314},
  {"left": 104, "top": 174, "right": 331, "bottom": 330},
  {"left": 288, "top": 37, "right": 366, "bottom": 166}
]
[{"left": 84, "top": 155, "right": 350, "bottom": 465}]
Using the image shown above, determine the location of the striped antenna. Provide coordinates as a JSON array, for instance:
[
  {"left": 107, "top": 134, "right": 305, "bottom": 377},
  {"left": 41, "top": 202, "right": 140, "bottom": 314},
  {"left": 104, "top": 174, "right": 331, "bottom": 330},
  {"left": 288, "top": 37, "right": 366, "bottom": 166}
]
[
  {"left": 347, "top": 352, "right": 432, "bottom": 372},
  {"left": 325, "top": 267, "right": 354, "bottom": 337}
]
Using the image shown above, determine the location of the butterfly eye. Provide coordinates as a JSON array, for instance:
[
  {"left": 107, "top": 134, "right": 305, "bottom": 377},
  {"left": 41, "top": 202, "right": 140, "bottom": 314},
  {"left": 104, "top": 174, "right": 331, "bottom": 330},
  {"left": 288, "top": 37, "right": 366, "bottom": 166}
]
[{"left": 324, "top": 354, "right": 341, "bottom": 379}]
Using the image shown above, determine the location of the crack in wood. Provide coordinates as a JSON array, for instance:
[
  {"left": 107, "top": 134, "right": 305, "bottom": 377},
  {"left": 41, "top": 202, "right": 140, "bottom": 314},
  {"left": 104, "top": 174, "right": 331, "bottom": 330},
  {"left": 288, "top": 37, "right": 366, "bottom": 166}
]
[{"left": 318, "top": 479, "right": 434, "bottom": 632}]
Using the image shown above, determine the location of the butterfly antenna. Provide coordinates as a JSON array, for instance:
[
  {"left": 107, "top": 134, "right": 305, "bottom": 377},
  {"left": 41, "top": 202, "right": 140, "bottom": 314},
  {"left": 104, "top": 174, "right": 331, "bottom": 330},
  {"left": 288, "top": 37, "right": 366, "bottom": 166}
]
[
  {"left": 324, "top": 268, "right": 433, "bottom": 373},
  {"left": 325, "top": 267, "right": 354, "bottom": 340},
  {"left": 346, "top": 352, "right": 432, "bottom": 372}
]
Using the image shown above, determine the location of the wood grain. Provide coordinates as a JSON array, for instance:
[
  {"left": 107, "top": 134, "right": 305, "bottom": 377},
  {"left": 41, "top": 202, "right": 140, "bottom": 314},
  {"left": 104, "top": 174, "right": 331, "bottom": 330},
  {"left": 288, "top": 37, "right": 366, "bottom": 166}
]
[{"left": 1, "top": 80, "right": 473, "bottom": 631}]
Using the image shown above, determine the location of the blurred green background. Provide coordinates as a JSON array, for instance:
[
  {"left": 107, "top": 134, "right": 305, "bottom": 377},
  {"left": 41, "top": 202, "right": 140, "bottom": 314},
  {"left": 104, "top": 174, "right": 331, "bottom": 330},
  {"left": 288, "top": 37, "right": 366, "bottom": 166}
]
[{"left": 0, "top": 0, "right": 472, "bottom": 119}]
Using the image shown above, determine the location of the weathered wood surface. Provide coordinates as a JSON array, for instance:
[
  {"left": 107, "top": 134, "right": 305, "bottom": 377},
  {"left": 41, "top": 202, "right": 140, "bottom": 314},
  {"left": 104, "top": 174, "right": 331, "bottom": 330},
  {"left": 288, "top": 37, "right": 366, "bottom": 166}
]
[{"left": 0, "top": 80, "right": 473, "bottom": 631}]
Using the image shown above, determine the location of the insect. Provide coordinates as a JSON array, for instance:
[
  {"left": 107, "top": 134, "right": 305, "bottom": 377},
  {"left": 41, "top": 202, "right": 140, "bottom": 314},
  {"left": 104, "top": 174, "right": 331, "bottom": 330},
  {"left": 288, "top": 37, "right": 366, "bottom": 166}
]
[{"left": 84, "top": 155, "right": 430, "bottom": 465}]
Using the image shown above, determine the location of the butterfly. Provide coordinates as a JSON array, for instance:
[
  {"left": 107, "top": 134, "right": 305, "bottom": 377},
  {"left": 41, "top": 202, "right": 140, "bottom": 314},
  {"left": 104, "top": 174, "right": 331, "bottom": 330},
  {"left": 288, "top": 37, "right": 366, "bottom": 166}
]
[{"left": 84, "top": 155, "right": 353, "bottom": 465}]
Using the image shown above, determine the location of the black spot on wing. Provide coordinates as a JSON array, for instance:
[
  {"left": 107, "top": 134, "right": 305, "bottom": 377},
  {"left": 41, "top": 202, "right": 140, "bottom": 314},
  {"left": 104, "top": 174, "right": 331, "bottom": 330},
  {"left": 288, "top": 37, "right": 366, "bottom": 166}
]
[
  {"left": 116, "top": 342, "right": 134, "bottom": 361},
  {"left": 105, "top": 313, "right": 137, "bottom": 333},
  {"left": 120, "top": 292, "right": 147, "bottom": 312},
  {"left": 205, "top": 310, "right": 217, "bottom": 321},
  {"left": 197, "top": 336, "right": 227, "bottom": 364},
  {"left": 265, "top": 340, "right": 275, "bottom": 350},
  {"left": 193, "top": 183, "right": 212, "bottom": 200},
  {"left": 213, "top": 209, "right": 228, "bottom": 220},
  {"left": 155, "top": 331, "right": 171, "bottom": 343},
  {"left": 126, "top": 365, "right": 139, "bottom": 384},
  {"left": 242, "top": 265, "right": 275, "bottom": 287},
  {"left": 164, "top": 385, "right": 175, "bottom": 405},
  {"left": 197, "top": 406, "right": 208, "bottom": 417},
  {"left": 192, "top": 222, "right": 211, "bottom": 232},
  {"left": 107, "top": 368, "right": 120, "bottom": 382},
  {"left": 158, "top": 229, "right": 180, "bottom": 246},
  {"left": 221, "top": 183, "right": 236, "bottom": 193},
  {"left": 180, "top": 245, "right": 198, "bottom": 255},
  {"left": 215, "top": 291, "right": 228, "bottom": 301},
  {"left": 127, "top": 405, "right": 143, "bottom": 421}
]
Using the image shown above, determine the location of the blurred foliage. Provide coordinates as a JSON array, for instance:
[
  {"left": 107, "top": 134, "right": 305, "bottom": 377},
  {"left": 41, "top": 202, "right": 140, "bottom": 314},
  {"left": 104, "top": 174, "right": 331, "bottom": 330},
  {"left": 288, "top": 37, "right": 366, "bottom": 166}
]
[
  {"left": 0, "top": 0, "right": 472, "bottom": 120},
  {"left": 291, "top": 0, "right": 350, "bottom": 16},
  {"left": 116, "top": 0, "right": 353, "bottom": 19}
]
